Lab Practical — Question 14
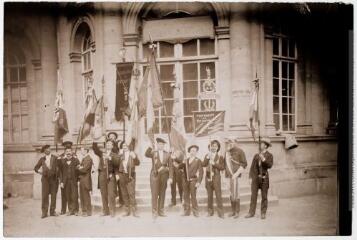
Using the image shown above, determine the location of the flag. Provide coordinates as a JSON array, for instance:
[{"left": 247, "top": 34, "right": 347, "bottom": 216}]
[
  {"left": 146, "top": 80, "right": 156, "bottom": 145},
  {"left": 115, "top": 63, "right": 133, "bottom": 121},
  {"left": 138, "top": 49, "right": 163, "bottom": 118},
  {"left": 125, "top": 64, "right": 139, "bottom": 150},
  {"left": 79, "top": 88, "right": 98, "bottom": 142},
  {"left": 169, "top": 83, "right": 186, "bottom": 153},
  {"left": 53, "top": 70, "right": 69, "bottom": 145},
  {"left": 248, "top": 84, "right": 258, "bottom": 141},
  {"left": 193, "top": 111, "right": 225, "bottom": 137},
  {"left": 92, "top": 96, "right": 105, "bottom": 140}
]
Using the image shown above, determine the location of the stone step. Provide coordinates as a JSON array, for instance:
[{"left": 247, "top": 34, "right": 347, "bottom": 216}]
[
  {"left": 134, "top": 188, "right": 232, "bottom": 197},
  {"left": 134, "top": 182, "right": 251, "bottom": 192},
  {"left": 91, "top": 195, "right": 279, "bottom": 213}
]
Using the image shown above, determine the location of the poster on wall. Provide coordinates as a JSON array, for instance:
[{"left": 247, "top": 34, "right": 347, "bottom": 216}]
[{"left": 193, "top": 110, "right": 225, "bottom": 137}]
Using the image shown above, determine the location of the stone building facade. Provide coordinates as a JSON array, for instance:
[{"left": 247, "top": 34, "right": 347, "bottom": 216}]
[{"left": 4, "top": 2, "right": 350, "bottom": 200}]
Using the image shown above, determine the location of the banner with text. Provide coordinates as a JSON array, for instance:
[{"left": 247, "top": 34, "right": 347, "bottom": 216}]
[{"left": 193, "top": 111, "right": 225, "bottom": 137}]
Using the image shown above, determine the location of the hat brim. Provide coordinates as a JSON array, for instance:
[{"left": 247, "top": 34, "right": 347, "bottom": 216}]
[
  {"left": 107, "top": 132, "right": 118, "bottom": 139},
  {"left": 156, "top": 138, "right": 166, "bottom": 144},
  {"left": 187, "top": 145, "right": 199, "bottom": 152},
  {"left": 261, "top": 140, "right": 272, "bottom": 147},
  {"left": 41, "top": 145, "right": 50, "bottom": 153}
]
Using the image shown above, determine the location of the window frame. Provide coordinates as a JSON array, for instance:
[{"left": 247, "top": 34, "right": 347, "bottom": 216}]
[
  {"left": 140, "top": 38, "right": 218, "bottom": 135},
  {"left": 272, "top": 35, "right": 298, "bottom": 133},
  {"left": 81, "top": 31, "right": 94, "bottom": 104}
]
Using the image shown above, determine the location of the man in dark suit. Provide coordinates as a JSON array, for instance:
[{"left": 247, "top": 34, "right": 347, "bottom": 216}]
[
  {"left": 169, "top": 149, "right": 184, "bottom": 207},
  {"left": 179, "top": 144, "right": 203, "bottom": 217},
  {"left": 202, "top": 140, "right": 225, "bottom": 218},
  {"left": 145, "top": 137, "right": 173, "bottom": 219},
  {"left": 58, "top": 140, "right": 73, "bottom": 215},
  {"left": 77, "top": 146, "right": 93, "bottom": 217},
  {"left": 107, "top": 131, "right": 124, "bottom": 207},
  {"left": 59, "top": 147, "right": 80, "bottom": 216},
  {"left": 93, "top": 140, "right": 120, "bottom": 217},
  {"left": 245, "top": 137, "right": 274, "bottom": 219},
  {"left": 115, "top": 141, "right": 140, "bottom": 217},
  {"left": 34, "top": 145, "right": 60, "bottom": 218}
]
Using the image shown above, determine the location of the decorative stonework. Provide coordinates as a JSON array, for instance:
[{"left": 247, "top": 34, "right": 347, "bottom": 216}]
[
  {"left": 69, "top": 52, "right": 82, "bottom": 63},
  {"left": 123, "top": 33, "right": 140, "bottom": 47},
  {"left": 31, "top": 59, "right": 42, "bottom": 70},
  {"left": 215, "top": 26, "right": 230, "bottom": 39}
]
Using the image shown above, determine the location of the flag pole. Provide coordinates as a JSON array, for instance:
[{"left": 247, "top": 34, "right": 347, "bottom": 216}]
[{"left": 254, "top": 72, "right": 261, "bottom": 153}]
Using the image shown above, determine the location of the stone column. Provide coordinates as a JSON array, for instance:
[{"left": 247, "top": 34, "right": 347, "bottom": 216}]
[
  {"left": 40, "top": 15, "right": 58, "bottom": 138},
  {"left": 215, "top": 26, "right": 231, "bottom": 134},
  {"left": 229, "top": 12, "right": 253, "bottom": 137}
]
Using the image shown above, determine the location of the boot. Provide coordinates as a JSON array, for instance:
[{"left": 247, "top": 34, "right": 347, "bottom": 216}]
[
  {"left": 228, "top": 200, "right": 236, "bottom": 217},
  {"left": 234, "top": 199, "right": 240, "bottom": 219}
]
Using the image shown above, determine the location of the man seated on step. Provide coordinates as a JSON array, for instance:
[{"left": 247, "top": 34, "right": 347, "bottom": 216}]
[
  {"left": 145, "top": 137, "right": 173, "bottom": 219},
  {"left": 179, "top": 144, "right": 203, "bottom": 218},
  {"left": 115, "top": 141, "right": 140, "bottom": 217}
]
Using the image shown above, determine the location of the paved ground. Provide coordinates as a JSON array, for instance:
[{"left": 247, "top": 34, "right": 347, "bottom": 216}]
[{"left": 3, "top": 194, "right": 336, "bottom": 237}]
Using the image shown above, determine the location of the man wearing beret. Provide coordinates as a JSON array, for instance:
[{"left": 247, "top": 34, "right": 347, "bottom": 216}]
[
  {"left": 202, "top": 140, "right": 225, "bottom": 218},
  {"left": 59, "top": 147, "right": 80, "bottom": 216},
  {"left": 57, "top": 140, "right": 73, "bottom": 215},
  {"left": 34, "top": 145, "right": 60, "bottom": 218},
  {"left": 225, "top": 141, "right": 247, "bottom": 218},
  {"left": 77, "top": 145, "right": 93, "bottom": 217},
  {"left": 179, "top": 144, "right": 203, "bottom": 217},
  {"left": 145, "top": 137, "right": 173, "bottom": 219},
  {"left": 245, "top": 137, "right": 274, "bottom": 219}
]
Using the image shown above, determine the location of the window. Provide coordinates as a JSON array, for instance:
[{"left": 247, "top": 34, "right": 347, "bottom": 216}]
[
  {"left": 272, "top": 36, "right": 297, "bottom": 132},
  {"left": 4, "top": 48, "right": 29, "bottom": 143},
  {"left": 142, "top": 38, "right": 217, "bottom": 134},
  {"left": 81, "top": 31, "right": 94, "bottom": 101}
]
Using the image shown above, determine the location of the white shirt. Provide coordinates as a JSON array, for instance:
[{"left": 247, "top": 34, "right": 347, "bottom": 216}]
[
  {"left": 123, "top": 151, "right": 130, "bottom": 173},
  {"left": 158, "top": 150, "right": 163, "bottom": 163},
  {"left": 44, "top": 154, "right": 51, "bottom": 167}
]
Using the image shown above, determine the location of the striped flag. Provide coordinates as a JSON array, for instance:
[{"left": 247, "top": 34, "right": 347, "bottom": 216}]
[
  {"left": 79, "top": 88, "right": 98, "bottom": 142},
  {"left": 126, "top": 64, "right": 139, "bottom": 150},
  {"left": 53, "top": 70, "right": 69, "bottom": 145},
  {"left": 248, "top": 84, "right": 258, "bottom": 141},
  {"left": 193, "top": 111, "right": 225, "bottom": 137}
]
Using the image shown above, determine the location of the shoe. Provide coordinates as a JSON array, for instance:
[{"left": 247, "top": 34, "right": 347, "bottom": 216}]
[
  {"left": 169, "top": 203, "right": 176, "bottom": 207},
  {"left": 233, "top": 213, "right": 239, "bottom": 219},
  {"left": 207, "top": 213, "right": 214, "bottom": 217},
  {"left": 228, "top": 212, "right": 236, "bottom": 217},
  {"left": 50, "top": 212, "right": 59, "bottom": 217},
  {"left": 261, "top": 213, "right": 266, "bottom": 219},
  {"left": 41, "top": 214, "right": 48, "bottom": 219},
  {"left": 118, "top": 203, "right": 124, "bottom": 208},
  {"left": 193, "top": 213, "right": 199, "bottom": 218},
  {"left": 245, "top": 213, "right": 254, "bottom": 218},
  {"left": 81, "top": 213, "right": 88, "bottom": 217},
  {"left": 132, "top": 211, "right": 139, "bottom": 218},
  {"left": 218, "top": 214, "right": 224, "bottom": 219},
  {"left": 181, "top": 213, "right": 190, "bottom": 216},
  {"left": 122, "top": 211, "right": 130, "bottom": 217},
  {"left": 100, "top": 213, "right": 109, "bottom": 217},
  {"left": 158, "top": 213, "right": 167, "bottom": 217},
  {"left": 60, "top": 211, "right": 66, "bottom": 215},
  {"left": 66, "top": 212, "right": 72, "bottom": 216},
  {"left": 74, "top": 212, "right": 79, "bottom": 216}
]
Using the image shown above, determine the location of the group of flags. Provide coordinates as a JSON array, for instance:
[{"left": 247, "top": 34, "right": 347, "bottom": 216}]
[{"left": 53, "top": 41, "right": 259, "bottom": 152}]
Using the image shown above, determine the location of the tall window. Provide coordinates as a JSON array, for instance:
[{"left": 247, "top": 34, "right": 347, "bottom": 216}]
[
  {"left": 272, "top": 36, "right": 297, "bottom": 132},
  {"left": 81, "top": 31, "right": 94, "bottom": 100},
  {"left": 143, "top": 38, "right": 217, "bottom": 134},
  {"left": 4, "top": 48, "right": 29, "bottom": 143}
]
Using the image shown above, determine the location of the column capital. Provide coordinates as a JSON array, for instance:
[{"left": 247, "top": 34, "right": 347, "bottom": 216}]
[
  {"left": 31, "top": 59, "right": 42, "bottom": 70},
  {"left": 123, "top": 33, "right": 140, "bottom": 47},
  {"left": 69, "top": 52, "right": 81, "bottom": 63},
  {"left": 215, "top": 26, "right": 230, "bottom": 40}
]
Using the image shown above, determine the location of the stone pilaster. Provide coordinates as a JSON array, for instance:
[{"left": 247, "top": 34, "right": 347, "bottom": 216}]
[{"left": 40, "top": 15, "right": 58, "bottom": 138}]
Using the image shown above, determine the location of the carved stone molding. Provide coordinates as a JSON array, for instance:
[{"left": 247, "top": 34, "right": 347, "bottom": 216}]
[
  {"left": 69, "top": 52, "right": 82, "bottom": 63},
  {"left": 215, "top": 26, "right": 230, "bottom": 39},
  {"left": 123, "top": 33, "right": 140, "bottom": 47},
  {"left": 31, "top": 59, "right": 42, "bottom": 70}
]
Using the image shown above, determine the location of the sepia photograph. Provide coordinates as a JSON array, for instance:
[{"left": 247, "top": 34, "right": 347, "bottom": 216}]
[{"left": 2, "top": 1, "right": 353, "bottom": 237}]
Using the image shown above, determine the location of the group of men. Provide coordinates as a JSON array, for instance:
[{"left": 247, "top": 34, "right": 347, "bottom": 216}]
[{"left": 35, "top": 132, "right": 274, "bottom": 220}]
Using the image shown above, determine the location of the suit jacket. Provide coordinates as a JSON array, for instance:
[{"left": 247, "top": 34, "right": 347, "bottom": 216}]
[
  {"left": 225, "top": 147, "right": 248, "bottom": 178},
  {"left": 92, "top": 142, "right": 119, "bottom": 175},
  {"left": 115, "top": 151, "right": 140, "bottom": 178},
  {"left": 78, "top": 155, "right": 93, "bottom": 191},
  {"left": 179, "top": 157, "right": 203, "bottom": 183},
  {"left": 249, "top": 151, "right": 273, "bottom": 186},
  {"left": 202, "top": 153, "right": 225, "bottom": 178},
  {"left": 34, "top": 154, "right": 59, "bottom": 181},
  {"left": 145, "top": 147, "right": 173, "bottom": 178},
  {"left": 59, "top": 156, "right": 80, "bottom": 185}
]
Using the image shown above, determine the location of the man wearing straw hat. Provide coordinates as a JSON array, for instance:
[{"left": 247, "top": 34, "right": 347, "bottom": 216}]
[
  {"left": 245, "top": 137, "right": 274, "bottom": 219},
  {"left": 202, "top": 140, "right": 225, "bottom": 218},
  {"left": 180, "top": 144, "right": 203, "bottom": 217}
]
